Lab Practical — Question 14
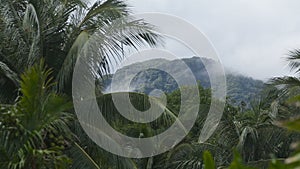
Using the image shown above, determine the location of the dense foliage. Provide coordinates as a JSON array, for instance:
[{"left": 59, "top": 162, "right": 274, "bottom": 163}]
[{"left": 0, "top": 0, "right": 300, "bottom": 169}]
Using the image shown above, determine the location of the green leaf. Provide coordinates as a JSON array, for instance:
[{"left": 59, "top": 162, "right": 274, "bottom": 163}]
[
  {"left": 203, "top": 151, "right": 215, "bottom": 169},
  {"left": 228, "top": 151, "right": 257, "bottom": 169},
  {"left": 278, "top": 117, "right": 300, "bottom": 132}
]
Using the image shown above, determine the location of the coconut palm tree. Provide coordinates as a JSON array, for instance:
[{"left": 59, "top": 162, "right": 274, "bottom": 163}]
[
  {"left": 0, "top": 0, "right": 160, "bottom": 102},
  {"left": 218, "top": 90, "right": 296, "bottom": 168},
  {"left": 268, "top": 49, "right": 300, "bottom": 168},
  {"left": 270, "top": 50, "right": 300, "bottom": 100},
  {"left": 0, "top": 0, "right": 162, "bottom": 168}
]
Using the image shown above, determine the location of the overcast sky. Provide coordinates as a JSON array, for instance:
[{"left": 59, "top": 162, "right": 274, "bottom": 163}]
[{"left": 124, "top": 0, "right": 300, "bottom": 80}]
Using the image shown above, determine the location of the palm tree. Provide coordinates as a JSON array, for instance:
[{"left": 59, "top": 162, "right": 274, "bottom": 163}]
[
  {"left": 0, "top": 0, "right": 162, "bottom": 168},
  {"left": 86, "top": 92, "right": 186, "bottom": 169},
  {"left": 270, "top": 49, "right": 300, "bottom": 100},
  {"left": 0, "top": 61, "right": 73, "bottom": 169},
  {"left": 0, "top": 0, "right": 160, "bottom": 102},
  {"left": 268, "top": 49, "right": 300, "bottom": 168}
]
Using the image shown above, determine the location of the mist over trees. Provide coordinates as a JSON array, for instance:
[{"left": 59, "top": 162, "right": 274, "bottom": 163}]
[{"left": 0, "top": 0, "right": 300, "bottom": 169}]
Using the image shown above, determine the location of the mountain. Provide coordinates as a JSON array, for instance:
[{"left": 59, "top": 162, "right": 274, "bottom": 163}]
[{"left": 103, "top": 57, "right": 264, "bottom": 105}]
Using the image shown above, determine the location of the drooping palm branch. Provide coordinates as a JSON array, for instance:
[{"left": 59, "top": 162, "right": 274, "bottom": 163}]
[{"left": 0, "top": 0, "right": 162, "bottom": 101}]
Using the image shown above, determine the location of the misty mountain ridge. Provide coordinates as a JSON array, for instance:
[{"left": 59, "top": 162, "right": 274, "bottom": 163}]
[{"left": 104, "top": 57, "right": 264, "bottom": 105}]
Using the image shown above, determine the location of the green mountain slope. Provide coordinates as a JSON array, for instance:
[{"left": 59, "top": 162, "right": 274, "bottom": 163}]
[{"left": 104, "top": 57, "right": 264, "bottom": 105}]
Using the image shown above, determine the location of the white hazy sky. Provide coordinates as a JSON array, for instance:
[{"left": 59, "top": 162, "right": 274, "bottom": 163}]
[{"left": 125, "top": 0, "right": 300, "bottom": 80}]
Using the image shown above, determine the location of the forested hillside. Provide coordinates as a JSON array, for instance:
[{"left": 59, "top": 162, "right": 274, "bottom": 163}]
[{"left": 104, "top": 57, "right": 264, "bottom": 105}]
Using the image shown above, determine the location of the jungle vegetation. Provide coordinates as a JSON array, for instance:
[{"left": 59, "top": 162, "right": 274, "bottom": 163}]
[{"left": 0, "top": 0, "right": 300, "bottom": 169}]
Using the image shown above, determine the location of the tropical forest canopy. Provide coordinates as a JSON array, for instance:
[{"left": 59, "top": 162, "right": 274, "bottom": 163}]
[{"left": 0, "top": 0, "right": 300, "bottom": 169}]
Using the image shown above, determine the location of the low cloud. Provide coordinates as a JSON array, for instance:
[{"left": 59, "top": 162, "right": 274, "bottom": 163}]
[{"left": 128, "top": 0, "right": 300, "bottom": 80}]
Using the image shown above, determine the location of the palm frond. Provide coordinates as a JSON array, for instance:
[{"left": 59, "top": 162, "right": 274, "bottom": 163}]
[
  {"left": 0, "top": 61, "right": 19, "bottom": 86},
  {"left": 23, "top": 3, "right": 40, "bottom": 65},
  {"left": 268, "top": 76, "right": 300, "bottom": 94},
  {"left": 71, "top": 142, "right": 101, "bottom": 169},
  {"left": 58, "top": 17, "right": 161, "bottom": 91},
  {"left": 0, "top": 61, "right": 20, "bottom": 103},
  {"left": 79, "top": 0, "right": 129, "bottom": 28},
  {"left": 0, "top": 1, "right": 28, "bottom": 71},
  {"left": 57, "top": 31, "right": 89, "bottom": 91},
  {"left": 164, "top": 143, "right": 207, "bottom": 169},
  {"left": 287, "top": 49, "right": 300, "bottom": 73},
  {"left": 69, "top": 120, "right": 138, "bottom": 169}
]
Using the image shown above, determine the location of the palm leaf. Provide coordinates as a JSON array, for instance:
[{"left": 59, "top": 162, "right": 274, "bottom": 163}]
[
  {"left": 0, "top": 1, "right": 28, "bottom": 71},
  {"left": 79, "top": 0, "right": 129, "bottom": 28},
  {"left": 72, "top": 142, "right": 101, "bottom": 169},
  {"left": 0, "top": 61, "right": 19, "bottom": 86},
  {"left": 287, "top": 49, "right": 300, "bottom": 73},
  {"left": 203, "top": 151, "right": 216, "bottom": 169},
  {"left": 23, "top": 3, "right": 40, "bottom": 65},
  {"left": 57, "top": 31, "right": 89, "bottom": 90}
]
